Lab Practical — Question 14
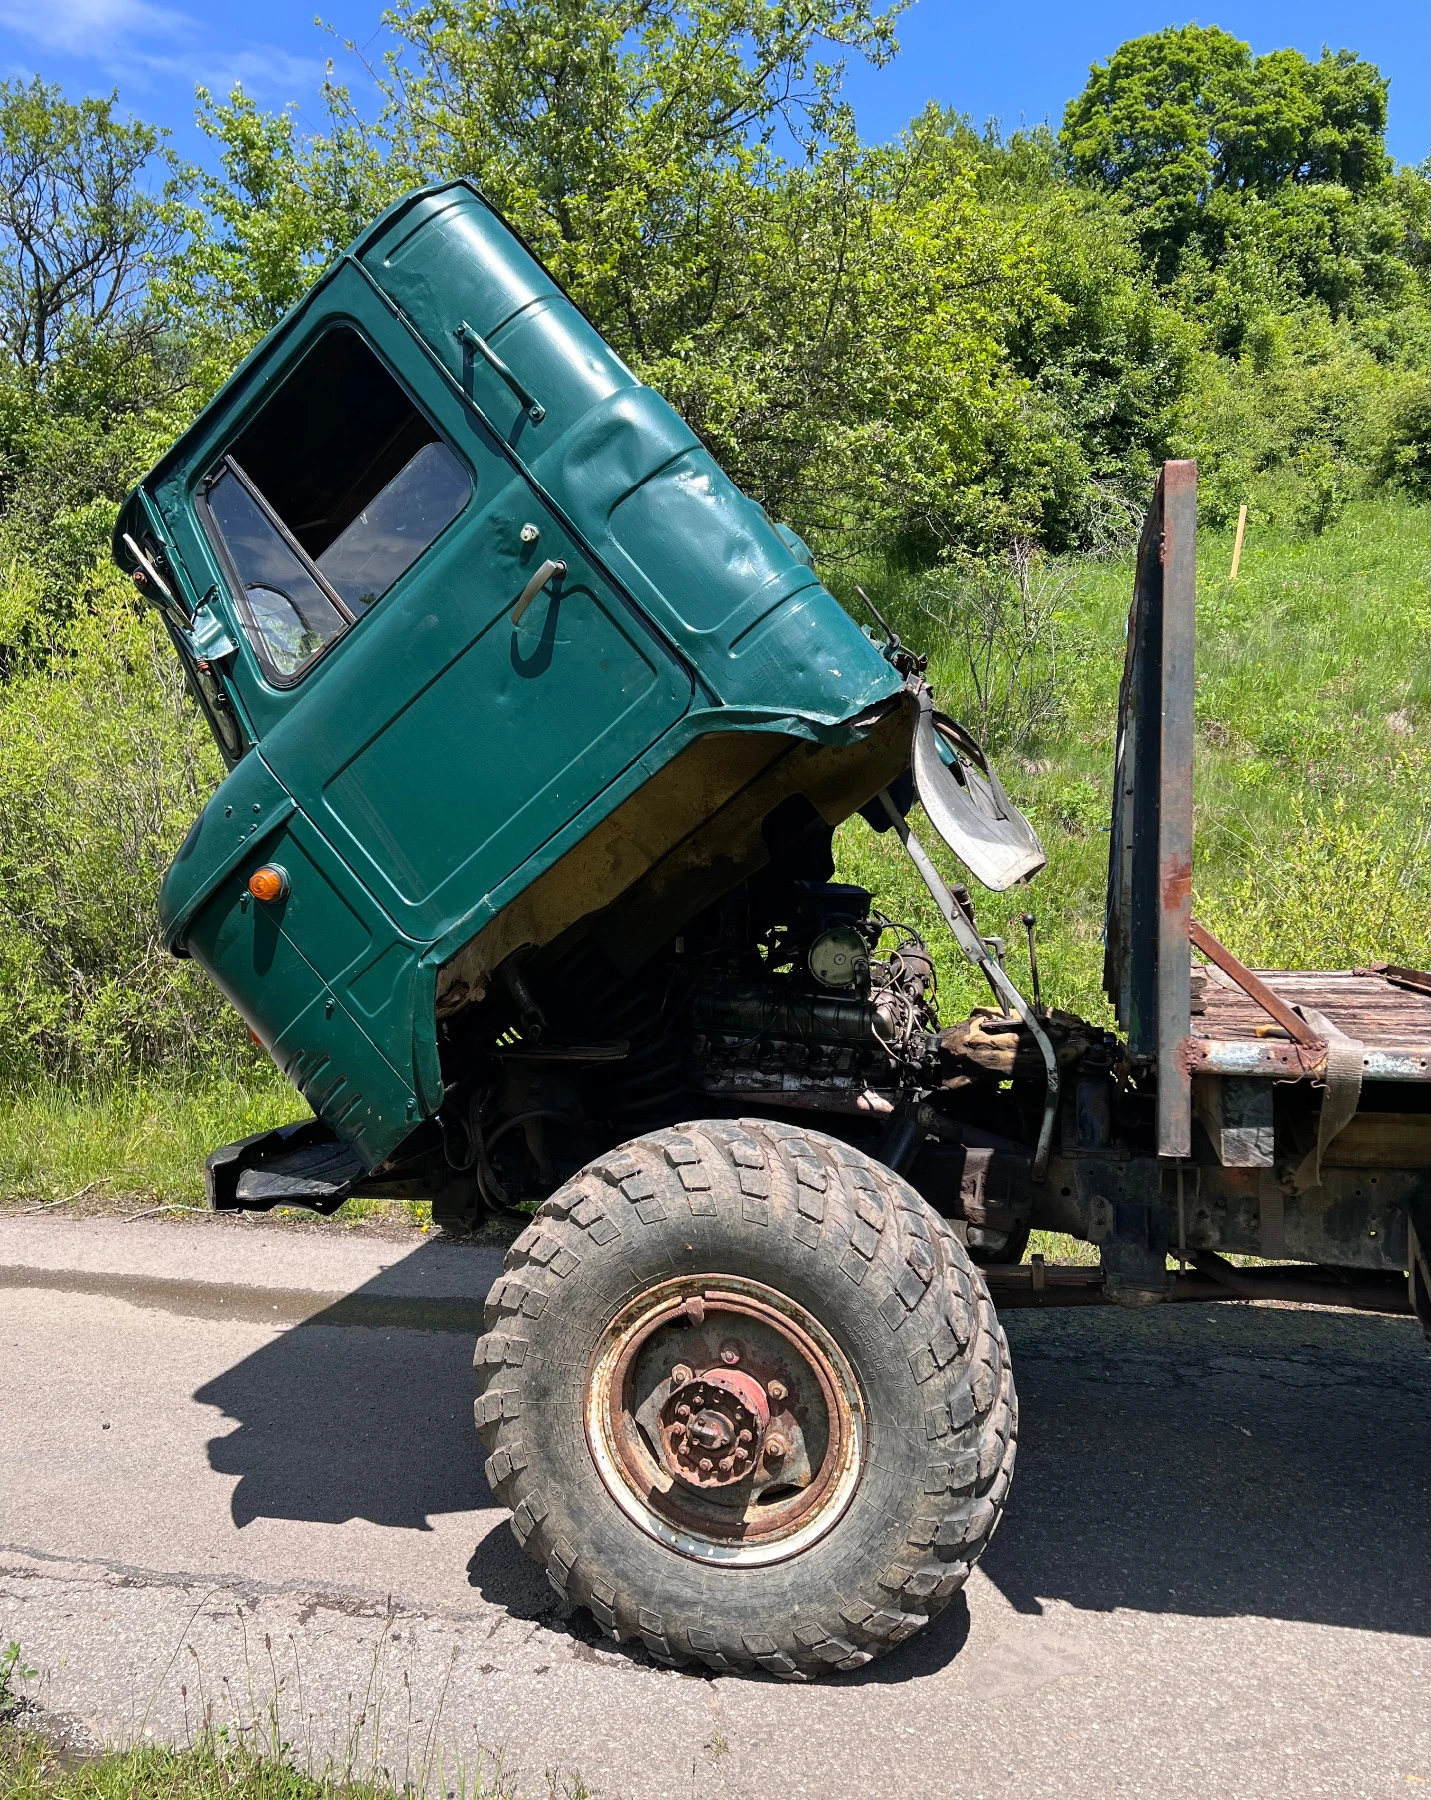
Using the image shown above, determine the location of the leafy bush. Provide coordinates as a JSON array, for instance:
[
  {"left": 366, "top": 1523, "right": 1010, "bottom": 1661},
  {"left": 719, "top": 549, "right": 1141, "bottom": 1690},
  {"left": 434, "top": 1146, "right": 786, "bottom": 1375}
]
[
  {"left": 1199, "top": 798, "right": 1429, "bottom": 970},
  {"left": 0, "top": 571, "right": 248, "bottom": 1082}
]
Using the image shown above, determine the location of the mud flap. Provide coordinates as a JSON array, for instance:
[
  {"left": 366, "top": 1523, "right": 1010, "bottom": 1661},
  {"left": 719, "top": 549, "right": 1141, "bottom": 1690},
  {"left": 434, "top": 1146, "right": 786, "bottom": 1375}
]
[{"left": 909, "top": 680, "right": 1045, "bottom": 891}]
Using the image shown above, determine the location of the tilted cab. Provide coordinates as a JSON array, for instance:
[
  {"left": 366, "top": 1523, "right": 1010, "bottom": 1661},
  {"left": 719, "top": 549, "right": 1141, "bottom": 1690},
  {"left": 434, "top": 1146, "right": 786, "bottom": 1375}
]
[{"left": 115, "top": 180, "right": 907, "bottom": 1171}]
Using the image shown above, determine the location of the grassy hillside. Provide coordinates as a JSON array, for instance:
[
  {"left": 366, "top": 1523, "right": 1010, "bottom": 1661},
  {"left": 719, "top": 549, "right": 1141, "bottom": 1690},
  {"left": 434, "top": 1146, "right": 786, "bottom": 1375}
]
[
  {"left": 835, "top": 494, "right": 1429, "bottom": 1024},
  {"left": 0, "top": 497, "right": 1425, "bottom": 1208}
]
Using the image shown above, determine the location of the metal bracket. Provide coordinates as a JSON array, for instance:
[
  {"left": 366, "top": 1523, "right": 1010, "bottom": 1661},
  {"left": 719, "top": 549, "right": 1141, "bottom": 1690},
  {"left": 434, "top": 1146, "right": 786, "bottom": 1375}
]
[
  {"left": 879, "top": 788, "right": 1060, "bottom": 1180},
  {"left": 1189, "top": 919, "right": 1320, "bottom": 1046}
]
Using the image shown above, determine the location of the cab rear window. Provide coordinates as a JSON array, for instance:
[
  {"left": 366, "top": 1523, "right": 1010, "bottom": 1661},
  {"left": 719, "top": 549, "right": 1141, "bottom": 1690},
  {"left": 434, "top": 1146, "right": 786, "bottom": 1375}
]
[{"left": 201, "top": 327, "right": 471, "bottom": 683}]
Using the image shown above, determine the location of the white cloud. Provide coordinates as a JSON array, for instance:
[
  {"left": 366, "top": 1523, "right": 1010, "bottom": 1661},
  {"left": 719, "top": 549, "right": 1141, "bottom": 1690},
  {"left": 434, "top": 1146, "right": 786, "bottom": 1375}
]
[
  {"left": 0, "top": 0, "right": 329, "bottom": 107},
  {"left": 0, "top": 0, "right": 194, "bottom": 57}
]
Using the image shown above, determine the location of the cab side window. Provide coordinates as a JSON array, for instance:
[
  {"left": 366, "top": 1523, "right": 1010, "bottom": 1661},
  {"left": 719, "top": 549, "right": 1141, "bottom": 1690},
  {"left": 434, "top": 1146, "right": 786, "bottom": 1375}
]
[{"left": 201, "top": 327, "right": 471, "bottom": 684}]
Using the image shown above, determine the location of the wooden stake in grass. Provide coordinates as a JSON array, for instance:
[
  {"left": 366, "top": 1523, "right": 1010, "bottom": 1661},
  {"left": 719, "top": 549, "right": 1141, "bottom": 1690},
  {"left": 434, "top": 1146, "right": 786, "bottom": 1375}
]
[{"left": 1229, "top": 503, "right": 1248, "bottom": 581}]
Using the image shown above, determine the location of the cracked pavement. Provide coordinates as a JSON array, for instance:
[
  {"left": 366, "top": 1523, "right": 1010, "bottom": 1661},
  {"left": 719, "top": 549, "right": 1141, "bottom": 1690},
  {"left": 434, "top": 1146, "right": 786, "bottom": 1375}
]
[{"left": 2, "top": 1211, "right": 1427, "bottom": 1798}]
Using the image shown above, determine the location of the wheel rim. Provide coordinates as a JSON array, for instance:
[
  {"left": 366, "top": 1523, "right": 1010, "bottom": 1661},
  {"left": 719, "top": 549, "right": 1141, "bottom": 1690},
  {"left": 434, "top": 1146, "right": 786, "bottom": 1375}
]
[{"left": 585, "top": 1273, "right": 866, "bottom": 1567}]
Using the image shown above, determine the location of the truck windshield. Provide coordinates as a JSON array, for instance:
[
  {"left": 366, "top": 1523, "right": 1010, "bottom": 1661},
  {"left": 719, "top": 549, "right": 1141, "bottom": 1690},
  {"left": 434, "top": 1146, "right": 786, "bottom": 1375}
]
[{"left": 201, "top": 326, "right": 472, "bottom": 684}]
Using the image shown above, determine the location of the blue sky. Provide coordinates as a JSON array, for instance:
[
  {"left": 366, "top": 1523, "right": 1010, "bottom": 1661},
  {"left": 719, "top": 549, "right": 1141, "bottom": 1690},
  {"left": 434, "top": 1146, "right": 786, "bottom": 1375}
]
[{"left": 0, "top": 1, "right": 1424, "bottom": 169}]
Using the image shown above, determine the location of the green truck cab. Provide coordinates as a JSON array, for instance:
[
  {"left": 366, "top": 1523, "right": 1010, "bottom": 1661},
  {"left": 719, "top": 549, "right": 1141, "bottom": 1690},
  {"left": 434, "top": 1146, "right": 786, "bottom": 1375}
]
[{"left": 116, "top": 179, "right": 924, "bottom": 1174}]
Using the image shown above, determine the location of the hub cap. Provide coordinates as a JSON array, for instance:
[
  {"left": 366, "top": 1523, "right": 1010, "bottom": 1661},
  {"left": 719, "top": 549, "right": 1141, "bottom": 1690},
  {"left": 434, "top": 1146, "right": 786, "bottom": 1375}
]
[{"left": 585, "top": 1274, "right": 865, "bottom": 1566}]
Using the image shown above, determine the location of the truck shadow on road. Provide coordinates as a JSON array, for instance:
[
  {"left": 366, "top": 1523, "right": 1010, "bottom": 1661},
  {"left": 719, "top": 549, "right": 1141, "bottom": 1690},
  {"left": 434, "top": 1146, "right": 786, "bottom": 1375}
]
[{"left": 193, "top": 1238, "right": 1431, "bottom": 1673}]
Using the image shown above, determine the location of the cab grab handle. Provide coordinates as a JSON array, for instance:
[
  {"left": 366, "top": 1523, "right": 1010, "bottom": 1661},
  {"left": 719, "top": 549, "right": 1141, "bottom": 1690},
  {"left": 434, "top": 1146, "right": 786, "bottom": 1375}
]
[
  {"left": 511, "top": 558, "right": 567, "bottom": 624},
  {"left": 455, "top": 321, "right": 546, "bottom": 423}
]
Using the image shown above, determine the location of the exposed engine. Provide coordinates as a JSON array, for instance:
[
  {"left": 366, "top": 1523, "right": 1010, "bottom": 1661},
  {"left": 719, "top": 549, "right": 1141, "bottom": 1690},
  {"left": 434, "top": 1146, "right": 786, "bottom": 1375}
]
[
  {"left": 687, "top": 883, "right": 938, "bottom": 1116},
  {"left": 430, "top": 797, "right": 950, "bottom": 1214}
]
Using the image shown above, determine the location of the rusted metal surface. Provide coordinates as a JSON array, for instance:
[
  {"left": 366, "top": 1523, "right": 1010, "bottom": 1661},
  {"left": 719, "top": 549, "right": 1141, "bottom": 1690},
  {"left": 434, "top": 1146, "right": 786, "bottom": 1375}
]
[
  {"left": 1102, "top": 459, "right": 1196, "bottom": 1156},
  {"left": 1156, "top": 464, "right": 1196, "bottom": 1158},
  {"left": 1188, "top": 966, "right": 1431, "bottom": 1083},
  {"left": 1189, "top": 920, "right": 1322, "bottom": 1049},
  {"left": 659, "top": 1364, "right": 769, "bottom": 1488},
  {"left": 1383, "top": 964, "right": 1431, "bottom": 996},
  {"left": 585, "top": 1274, "right": 864, "bottom": 1565},
  {"left": 983, "top": 1259, "right": 1413, "bottom": 1315}
]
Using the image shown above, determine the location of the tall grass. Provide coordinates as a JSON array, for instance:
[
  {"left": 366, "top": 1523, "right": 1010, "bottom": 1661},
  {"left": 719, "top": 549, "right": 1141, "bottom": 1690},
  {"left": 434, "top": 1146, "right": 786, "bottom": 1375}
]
[
  {"left": 0, "top": 1074, "right": 296, "bottom": 1207},
  {"left": 832, "top": 495, "right": 1430, "bottom": 1022}
]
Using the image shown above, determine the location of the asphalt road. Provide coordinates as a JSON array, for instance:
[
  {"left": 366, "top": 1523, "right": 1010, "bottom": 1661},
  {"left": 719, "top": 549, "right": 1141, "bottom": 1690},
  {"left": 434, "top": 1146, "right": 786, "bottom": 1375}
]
[{"left": 2, "top": 1211, "right": 1427, "bottom": 1799}]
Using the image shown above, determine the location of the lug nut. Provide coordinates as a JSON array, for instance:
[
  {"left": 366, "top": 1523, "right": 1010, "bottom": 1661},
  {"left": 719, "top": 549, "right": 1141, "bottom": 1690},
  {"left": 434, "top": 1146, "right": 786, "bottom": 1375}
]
[
  {"left": 737, "top": 1428, "right": 752, "bottom": 1444},
  {"left": 768, "top": 1380, "right": 787, "bottom": 1402},
  {"left": 699, "top": 1458, "right": 713, "bottom": 1473},
  {"left": 765, "top": 1434, "right": 789, "bottom": 1459},
  {"left": 676, "top": 1403, "right": 690, "bottom": 1418},
  {"left": 671, "top": 1363, "right": 692, "bottom": 1385},
  {"left": 734, "top": 1447, "right": 748, "bottom": 1463},
  {"left": 719, "top": 1456, "right": 734, "bottom": 1473}
]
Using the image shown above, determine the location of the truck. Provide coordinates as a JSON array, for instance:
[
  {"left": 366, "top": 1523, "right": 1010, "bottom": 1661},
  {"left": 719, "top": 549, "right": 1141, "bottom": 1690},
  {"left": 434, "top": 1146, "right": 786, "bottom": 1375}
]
[{"left": 113, "top": 178, "right": 1431, "bottom": 1681}]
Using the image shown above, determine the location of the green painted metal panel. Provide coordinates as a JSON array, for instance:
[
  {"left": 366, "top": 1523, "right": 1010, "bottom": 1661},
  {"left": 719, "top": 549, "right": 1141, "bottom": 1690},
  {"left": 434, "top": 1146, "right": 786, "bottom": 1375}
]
[{"left": 129, "top": 179, "right": 904, "bottom": 1171}]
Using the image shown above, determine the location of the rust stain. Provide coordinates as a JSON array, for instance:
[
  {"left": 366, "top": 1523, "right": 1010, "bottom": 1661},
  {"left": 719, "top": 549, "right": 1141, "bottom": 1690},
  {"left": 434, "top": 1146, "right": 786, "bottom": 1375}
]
[{"left": 1161, "top": 855, "right": 1192, "bottom": 913}]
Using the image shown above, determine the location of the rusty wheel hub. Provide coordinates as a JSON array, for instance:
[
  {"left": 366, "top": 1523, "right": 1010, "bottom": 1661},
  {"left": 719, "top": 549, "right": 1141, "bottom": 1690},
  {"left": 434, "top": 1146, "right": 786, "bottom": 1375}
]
[
  {"left": 585, "top": 1275, "right": 865, "bottom": 1567},
  {"left": 660, "top": 1365, "right": 770, "bottom": 1487}
]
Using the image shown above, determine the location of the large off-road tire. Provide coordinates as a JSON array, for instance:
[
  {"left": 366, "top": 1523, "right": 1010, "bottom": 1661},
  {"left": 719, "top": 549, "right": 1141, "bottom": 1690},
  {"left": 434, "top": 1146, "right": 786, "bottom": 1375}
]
[{"left": 474, "top": 1120, "right": 1016, "bottom": 1679}]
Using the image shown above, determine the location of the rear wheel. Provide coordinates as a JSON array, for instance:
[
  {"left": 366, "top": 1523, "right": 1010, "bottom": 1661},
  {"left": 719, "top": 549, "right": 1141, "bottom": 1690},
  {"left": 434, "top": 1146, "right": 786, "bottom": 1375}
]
[{"left": 474, "top": 1120, "right": 1016, "bottom": 1678}]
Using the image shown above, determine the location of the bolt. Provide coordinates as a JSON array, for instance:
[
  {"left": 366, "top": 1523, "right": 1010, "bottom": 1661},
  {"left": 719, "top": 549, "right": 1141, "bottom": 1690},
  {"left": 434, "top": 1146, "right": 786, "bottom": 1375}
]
[
  {"left": 519, "top": 522, "right": 540, "bottom": 544},
  {"left": 718, "top": 1456, "right": 734, "bottom": 1474},
  {"left": 720, "top": 1343, "right": 740, "bottom": 1365},
  {"left": 737, "top": 1428, "right": 752, "bottom": 1444},
  {"left": 676, "top": 1403, "right": 690, "bottom": 1418},
  {"left": 767, "top": 1379, "right": 787, "bottom": 1402},
  {"left": 671, "top": 1364, "right": 693, "bottom": 1385},
  {"left": 734, "top": 1447, "right": 748, "bottom": 1463},
  {"left": 765, "top": 1434, "right": 789, "bottom": 1460},
  {"left": 699, "top": 1458, "right": 713, "bottom": 1473}
]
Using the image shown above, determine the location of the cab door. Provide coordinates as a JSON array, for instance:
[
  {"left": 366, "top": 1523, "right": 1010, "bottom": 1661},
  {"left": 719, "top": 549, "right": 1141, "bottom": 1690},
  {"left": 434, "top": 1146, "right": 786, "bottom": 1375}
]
[{"left": 195, "top": 265, "right": 692, "bottom": 948}]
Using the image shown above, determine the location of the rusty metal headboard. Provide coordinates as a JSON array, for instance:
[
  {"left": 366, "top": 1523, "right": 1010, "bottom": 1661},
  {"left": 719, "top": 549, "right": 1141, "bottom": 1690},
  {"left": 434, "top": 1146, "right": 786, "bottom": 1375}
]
[{"left": 1103, "top": 460, "right": 1196, "bottom": 1157}]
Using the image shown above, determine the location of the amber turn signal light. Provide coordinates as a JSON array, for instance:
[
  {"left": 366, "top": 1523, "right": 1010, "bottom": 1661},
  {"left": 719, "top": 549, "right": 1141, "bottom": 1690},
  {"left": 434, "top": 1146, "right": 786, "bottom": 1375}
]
[{"left": 248, "top": 864, "right": 289, "bottom": 903}]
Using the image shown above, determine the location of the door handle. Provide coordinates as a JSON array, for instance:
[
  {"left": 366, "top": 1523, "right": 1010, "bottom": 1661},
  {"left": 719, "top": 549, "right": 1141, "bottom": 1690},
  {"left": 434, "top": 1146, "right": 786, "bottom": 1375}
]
[{"left": 511, "top": 558, "right": 567, "bottom": 625}]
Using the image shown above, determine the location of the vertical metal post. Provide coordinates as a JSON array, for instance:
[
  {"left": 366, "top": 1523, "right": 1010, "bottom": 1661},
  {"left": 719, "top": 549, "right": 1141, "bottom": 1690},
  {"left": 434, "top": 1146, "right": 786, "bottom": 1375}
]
[{"left": 1156, "top": 461, "right": 1197, "bottom": 1157}]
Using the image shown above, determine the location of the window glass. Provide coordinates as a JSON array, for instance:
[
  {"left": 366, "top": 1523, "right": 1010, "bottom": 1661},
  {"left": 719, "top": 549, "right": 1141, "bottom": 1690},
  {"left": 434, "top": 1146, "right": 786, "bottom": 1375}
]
[
  {"left": 317, "top": 441, "right": 473, "bottom": 612},
  {"left": 202, "top": 327, "right": 471, "bottom": 682},
  {"left": 206, "top": 468, "right": 350, "bottom": 679}
]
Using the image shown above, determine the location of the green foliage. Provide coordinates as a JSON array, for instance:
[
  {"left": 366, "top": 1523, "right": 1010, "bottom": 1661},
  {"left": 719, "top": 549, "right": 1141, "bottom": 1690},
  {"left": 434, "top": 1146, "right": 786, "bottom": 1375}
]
[
  {"left": 0, "top": 572, "right": 250, "bottom": 1082},
  {"left": 835, "top": 495, "right": 1429, "bottom": 1024},
  {"left": 0, "top": 77, "right": 185, "bottom": 369},
  {"left": 0, "top": 1073, "right": 298, "bottom": 1205},
  {"left": 1062, "top": 27, "right": 1390, "bottom": 276},
  {"left": 0, "top": 1725, "right": 565, "bottom": 1800}
]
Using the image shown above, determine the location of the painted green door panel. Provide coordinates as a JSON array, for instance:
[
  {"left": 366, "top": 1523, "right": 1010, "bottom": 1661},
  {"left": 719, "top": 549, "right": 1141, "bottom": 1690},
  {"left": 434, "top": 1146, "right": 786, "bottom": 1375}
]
[
  {"left": 270, "top": 987, "right": 417, "bottom": 1166},
  {"left": 257, "top": 461, "right": 690, "bottom": 939},
  {"left": 180, "top": 817, "right": 425, "bottom": 1162},
  {"left": 321, "top": 560, "right": 683, "bottom": 912}
]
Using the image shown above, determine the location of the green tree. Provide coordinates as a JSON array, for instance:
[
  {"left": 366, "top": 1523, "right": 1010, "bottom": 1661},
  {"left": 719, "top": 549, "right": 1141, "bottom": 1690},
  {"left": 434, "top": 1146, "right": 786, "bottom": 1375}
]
[
  {"left": 0, "top": 76, "right": 184, "bottom": 370},
  {"left": 1061, "top": 27, "right": 1390, "bottom": 276},
  {"left": 0, "top": 80, "right": 193, "bottom": 666}
]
